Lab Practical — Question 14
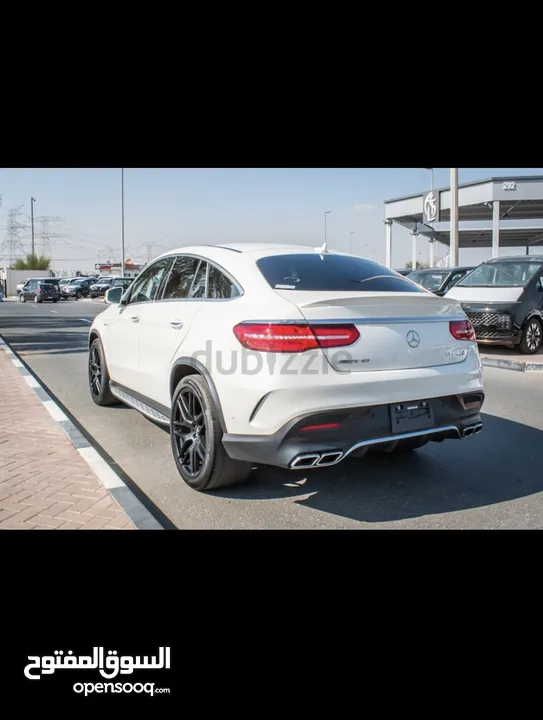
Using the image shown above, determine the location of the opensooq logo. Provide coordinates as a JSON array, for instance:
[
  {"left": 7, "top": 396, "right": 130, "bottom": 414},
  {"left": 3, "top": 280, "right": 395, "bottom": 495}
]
[{"left": 24, "top": 647, "right": 171, "bottom": 680}]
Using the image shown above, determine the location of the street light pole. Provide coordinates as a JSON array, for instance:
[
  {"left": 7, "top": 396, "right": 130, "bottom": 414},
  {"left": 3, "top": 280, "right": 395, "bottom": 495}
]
[
  {"left": 450, "top": 167, "right": 459, "bottom": 267},
  {"left": 324, "top": 211, "right": 331, "bottom": 245},
  {"left": 30, "top": 197, "right": 36, "bottom": 255},
  {"left": 349, "top": 231, "right": 354, "bottom": 254},
  {"left": 121, "top": 168, "right": 125, "bottom": 278}
]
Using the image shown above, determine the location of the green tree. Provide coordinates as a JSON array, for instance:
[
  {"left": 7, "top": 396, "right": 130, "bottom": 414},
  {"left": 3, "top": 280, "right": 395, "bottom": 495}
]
[
  {"left": 404, "top": 260, "right": 428, "bottom": 270},
  {"left": 11, "top": 253, "right": 51, "bottom": 270}
]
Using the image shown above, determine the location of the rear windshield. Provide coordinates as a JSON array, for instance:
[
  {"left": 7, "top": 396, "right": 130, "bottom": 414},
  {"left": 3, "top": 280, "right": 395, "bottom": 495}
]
[
  {"left": 39, "top": 279, "right": 58, "bottom": 285},
  {"left": 256, "top": 254, "right": 424, "bottom": 293}
]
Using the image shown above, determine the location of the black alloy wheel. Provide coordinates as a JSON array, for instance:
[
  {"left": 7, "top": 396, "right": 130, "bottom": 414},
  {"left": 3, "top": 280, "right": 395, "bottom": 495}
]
[
  {"left": 89, "top": 344, "right": 103, "bottom": 397},
  {"left": 172, "top": 386, "right": 207, "bottom": 479},
  {"left": 88, "top": 338, "right": 116, "bottom": 406},
  {"left": 519, "top": 318, "right": 543, "bottom": 354},
  {"left": 170, "top": 375, "right": 252, "bottom": 491}
]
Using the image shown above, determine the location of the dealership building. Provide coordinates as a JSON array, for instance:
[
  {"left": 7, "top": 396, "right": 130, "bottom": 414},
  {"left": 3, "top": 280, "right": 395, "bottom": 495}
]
[{"left": 384, "top": 175, "right": 543, "bottom": 268}]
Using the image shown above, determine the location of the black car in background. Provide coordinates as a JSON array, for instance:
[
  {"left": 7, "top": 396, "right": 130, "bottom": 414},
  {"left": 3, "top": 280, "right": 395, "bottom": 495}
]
[
  {"left": 407, "top": 266, "right": 475, "bottom": 296},
  {"left": 19, "top": 278, "right": 60, "bottom": 303},
  {"left": 89, "top": 277, "right": 115, "bottom": 298},
  {"left": 394, "top": 268, "right": 411, "bottom": 276},
  {"left": 60, "top": 277, "right": 95, "bottom": 299},
  {"left": 446, "top": 255, "right": 543, "bottom": 354}
]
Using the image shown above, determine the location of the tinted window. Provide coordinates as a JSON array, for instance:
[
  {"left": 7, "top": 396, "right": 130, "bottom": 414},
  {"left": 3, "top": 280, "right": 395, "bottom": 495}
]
[
  {"left": 456, "top": 261, "right": 542, "bottom": 288},
  {"left": 128, "top": 258, "right": 172, "bottom": 304},
  {"left": 189, "top": 261, "right": 207, "bottom": 298},
  {"left": 208, "top": 264, "right": 240, "bottom": 298},
  {"left": 162, "top": 256, "right": 200, "bottom": 299},
  {"left": 256, "top": 254, "right": 423, "bottom": 293}
]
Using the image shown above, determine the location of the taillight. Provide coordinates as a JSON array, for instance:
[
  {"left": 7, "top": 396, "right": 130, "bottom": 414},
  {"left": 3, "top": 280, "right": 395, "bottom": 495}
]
[
  {"left": 38, "top": 289, "right": 42, "bottom": 294},
  {"left": 232, "top": 323, "right": 360, "bottom": 353},
  {"left": 450, "top": 319, "right": 476, "bottom": 341}
]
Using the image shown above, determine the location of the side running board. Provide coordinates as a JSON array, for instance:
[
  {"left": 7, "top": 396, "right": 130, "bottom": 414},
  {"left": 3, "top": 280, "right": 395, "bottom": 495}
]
[{"left": 110, "top": 386, "right": 170, "bottom": 425}]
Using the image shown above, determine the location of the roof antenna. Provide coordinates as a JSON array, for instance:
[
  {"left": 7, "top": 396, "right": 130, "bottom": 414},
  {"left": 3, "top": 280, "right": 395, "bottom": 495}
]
[{"left": 315, "top": 241, "right": 329, "bottom": 256}]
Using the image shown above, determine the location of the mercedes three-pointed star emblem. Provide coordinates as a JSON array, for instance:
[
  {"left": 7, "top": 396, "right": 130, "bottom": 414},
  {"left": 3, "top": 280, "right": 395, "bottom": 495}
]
[{"left": 406, "top": 330, "right": 420, "bottom": 348}]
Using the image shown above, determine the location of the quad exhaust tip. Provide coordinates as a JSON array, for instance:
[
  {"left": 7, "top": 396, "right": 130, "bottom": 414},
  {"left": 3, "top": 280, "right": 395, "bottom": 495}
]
[
  {"left": 461, "top": 422, "right": 483, "bottom": 438},
  {"left": 290, "top": 451, "right": 343, "bottom": 469}
]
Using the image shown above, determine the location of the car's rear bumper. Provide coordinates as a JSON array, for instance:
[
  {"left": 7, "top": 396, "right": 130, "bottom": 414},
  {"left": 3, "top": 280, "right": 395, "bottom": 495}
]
[{"left": 221, "top": 391, "right": 485, "bottom": 469}]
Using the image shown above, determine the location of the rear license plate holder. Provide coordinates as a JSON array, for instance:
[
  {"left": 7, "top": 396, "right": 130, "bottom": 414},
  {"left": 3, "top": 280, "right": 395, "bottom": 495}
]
[{"left": 389, "top": 400, "right": 434, "bottom": 434}]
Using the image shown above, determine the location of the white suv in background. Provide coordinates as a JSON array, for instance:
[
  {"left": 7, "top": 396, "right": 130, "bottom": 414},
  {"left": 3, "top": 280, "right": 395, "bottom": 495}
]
[{"left": 88, "top": 244, "right": 484, "bottom": 492}]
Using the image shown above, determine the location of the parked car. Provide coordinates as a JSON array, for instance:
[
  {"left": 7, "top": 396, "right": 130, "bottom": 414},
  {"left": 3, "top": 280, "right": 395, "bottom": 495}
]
[
  {"left": 60, "top": 277, "right": 95, "bottom": 300},
  {"left": 89, "top": 277, "right": 115, "bottom": 298},
  {"left": 89, "top": 243, "right": 484, "bottom": 492},
  {"left": 16, "top": 279, "right": 29, "bottom": 294},
  {"left": 19, "top": 278, "right": 60, "bottom": 303},
  {"left": 106, "top": 277, "right": 133, "bottom": 299},
  {"left": 446, "top": 255, "right": 543, "bottom": 354},
  {"left": 394, "top": 268, "right": 412, "bottom": 276},
  {"left": 408, "top": 266, "right": 475, "bottom": 296}
]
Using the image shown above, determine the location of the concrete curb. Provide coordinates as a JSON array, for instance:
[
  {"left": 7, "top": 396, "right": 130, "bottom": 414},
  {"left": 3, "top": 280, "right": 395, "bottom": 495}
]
[
  {"left": 0, "top": 335, "right": 165, "bottom": 530},
  {"left": 480, "top": 356, "right": 543, "bottom": 372}
]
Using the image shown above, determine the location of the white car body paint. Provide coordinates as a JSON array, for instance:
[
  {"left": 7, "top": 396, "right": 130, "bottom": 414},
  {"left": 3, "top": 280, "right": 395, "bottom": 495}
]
[
  {"left": 90, "top": 244, "right": 484, "bottom": 438},
  {"left": 445, "top": 286, "right": 524, "bottom": 303}
]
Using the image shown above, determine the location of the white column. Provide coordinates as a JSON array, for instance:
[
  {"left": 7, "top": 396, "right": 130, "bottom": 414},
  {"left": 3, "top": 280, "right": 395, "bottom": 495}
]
[
  {"left": 412, "top": 231, "right": 418, "bottom": 269},
  {"left": 450, "top": 168, "right": 459, "bottom": 267},
  {"left": 429, "top": 239, "right": 435, "bottom": 268},
  {"left": 385, "top": 220, "right": 392, "bottom": 267},
  {"left": 492, "top": 200, "right": 500, "bottom": 258}
]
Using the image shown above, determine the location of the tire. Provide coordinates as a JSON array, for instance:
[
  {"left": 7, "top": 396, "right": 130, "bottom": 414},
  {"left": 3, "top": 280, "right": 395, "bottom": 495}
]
[
  {"left": 170, "top": 375, "right": 252, "bottom": 492},
  {"left": 76, "top": 291, "right": 82, "bottom": 300},
  {"left": 53, "top": 299, "right": 58, "bottom": 303},
  {"left": 518, "top": 317, "right": 542, "bottom": 355},
  {"left": 19, "top": 294, "right": 25, "bottom": 303},
  {"left": 88, "top": 338, "right": 117, "bottom": 406}
]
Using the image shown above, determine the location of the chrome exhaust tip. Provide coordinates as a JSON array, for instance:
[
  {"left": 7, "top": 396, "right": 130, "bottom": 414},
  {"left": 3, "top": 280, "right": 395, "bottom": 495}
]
[
  {"left": 317, "top": 451, "right": 343, "bottom": 466},
  {"left": 462, "top": 426, "right": 474, "bottom": 437},
  {"left": 473, "top": 423, "right": 483, "bottom": 435},
  {"left": 290, "top": 453, "right": 320, "bottom": 469}
]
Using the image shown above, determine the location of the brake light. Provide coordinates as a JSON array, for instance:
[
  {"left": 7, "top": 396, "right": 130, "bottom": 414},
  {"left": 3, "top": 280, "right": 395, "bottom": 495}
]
[
  {"left": 301, "top": 422, "right": 341, "bottom": 432},
  {"left": 232, "top": 323, "right": 360, "bottom": 353},
  {"left": 450, "top": 319, "right": 476, "bottom": 341}
]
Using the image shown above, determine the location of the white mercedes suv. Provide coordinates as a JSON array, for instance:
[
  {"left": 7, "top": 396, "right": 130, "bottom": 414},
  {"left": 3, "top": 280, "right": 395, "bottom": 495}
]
[{"left": 88, "top": 243, "right": 485, "bottom": 492}]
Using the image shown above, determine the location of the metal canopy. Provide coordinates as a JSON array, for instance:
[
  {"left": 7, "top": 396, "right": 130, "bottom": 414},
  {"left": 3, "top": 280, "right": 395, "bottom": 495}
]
[{"left": 384, "top": 176, "right": 543, "bottom": 249}]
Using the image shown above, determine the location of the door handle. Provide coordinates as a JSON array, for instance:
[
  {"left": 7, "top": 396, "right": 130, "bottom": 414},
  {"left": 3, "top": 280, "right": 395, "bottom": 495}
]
[
  {"left": 131, "top": 316, "right": 139, "bottom": 323},
  {"left": 170, "top": 320, "right": 183, "bottom": 329}
]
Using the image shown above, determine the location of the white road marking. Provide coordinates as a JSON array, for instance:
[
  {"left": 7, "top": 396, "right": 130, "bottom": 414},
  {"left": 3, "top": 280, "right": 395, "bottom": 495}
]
[
  {"left": 50, "top": 310, "right": 59, "bottom": 314},
  {"left": 77, "top": 447, "right": 125, "bottom": 489},
  {"left": 43, "top": 400, "right": 69, "bottom": 422},
  {"left": 24, "top": 374, "right": 40, "bottom": 388},
  {"left": 79, "top": 318, "right": 93, "bottom": 323}
]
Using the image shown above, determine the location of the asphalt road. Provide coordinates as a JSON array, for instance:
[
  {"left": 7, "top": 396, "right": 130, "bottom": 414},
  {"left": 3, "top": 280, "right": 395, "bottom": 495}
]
[{"left": 1, "top": 297, "right": 542, "bottom": 529}]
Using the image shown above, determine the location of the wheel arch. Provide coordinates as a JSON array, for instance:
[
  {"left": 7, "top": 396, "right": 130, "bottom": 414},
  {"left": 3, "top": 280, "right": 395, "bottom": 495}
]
[
  {"left": 170, "top": 358, "right": 227, "bottom": 433},
  {"left": 523, "top": 309, "right": 543, "bottom": 327}
]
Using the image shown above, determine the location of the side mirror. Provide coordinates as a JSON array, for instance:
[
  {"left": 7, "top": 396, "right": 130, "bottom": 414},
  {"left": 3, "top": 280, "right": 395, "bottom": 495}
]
[
  {"left": 538, "top": 277, "right": 543, "bottom": 291},
  {"left": 105, "top": 287, "right": 124, "bottom": 305}
]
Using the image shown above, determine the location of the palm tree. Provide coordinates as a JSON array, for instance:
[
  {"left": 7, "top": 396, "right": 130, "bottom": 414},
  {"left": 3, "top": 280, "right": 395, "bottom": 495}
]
[{"left": 11, "top": 253, "right": 51, "bottom": 271}]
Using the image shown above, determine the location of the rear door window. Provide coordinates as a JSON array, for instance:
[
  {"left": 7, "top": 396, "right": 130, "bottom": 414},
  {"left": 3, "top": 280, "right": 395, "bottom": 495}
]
[{"left": 256, "top": 254, "right": 424, "bottom": 293}]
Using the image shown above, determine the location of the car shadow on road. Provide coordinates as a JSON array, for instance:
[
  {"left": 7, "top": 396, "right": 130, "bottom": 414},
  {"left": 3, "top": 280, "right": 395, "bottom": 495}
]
[{"left": 211, "top": 412, "right": 543, "bottom": 524}]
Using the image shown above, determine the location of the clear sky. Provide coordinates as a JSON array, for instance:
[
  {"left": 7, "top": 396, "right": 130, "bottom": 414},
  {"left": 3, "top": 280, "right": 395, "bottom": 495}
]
[{"left": 1, "top": 167, "right": 542, "bottom": 273}]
